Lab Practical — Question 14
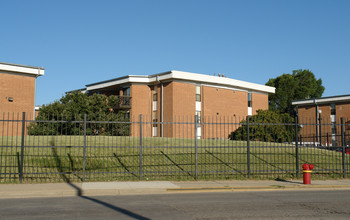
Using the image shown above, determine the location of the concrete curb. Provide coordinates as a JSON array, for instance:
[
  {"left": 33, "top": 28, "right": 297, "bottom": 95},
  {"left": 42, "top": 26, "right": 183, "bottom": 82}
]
[
  {"left": 1, "top": 181, "right": 350, "bottom": 199},
  {"left": 167, "top": 185, "right": 350, "bottom": 193},
  {"left": 0, "top": 181, "right": 179, "bottom": 199}
]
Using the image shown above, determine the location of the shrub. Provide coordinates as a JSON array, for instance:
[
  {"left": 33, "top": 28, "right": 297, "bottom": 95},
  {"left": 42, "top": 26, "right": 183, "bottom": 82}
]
[
  {"left": 229, "top": 110, "right": 296, "bottom": 143},
  {"left": 28, "top": 91, "right": 130, "bottom": 136}
]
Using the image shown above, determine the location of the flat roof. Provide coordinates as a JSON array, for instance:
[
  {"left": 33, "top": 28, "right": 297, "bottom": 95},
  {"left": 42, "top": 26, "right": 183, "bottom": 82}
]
[
  {"left": 292, "top": 94, "right": 350, "bottom": 106},
  {"left": 85, "top": 70, "right": 275, "bottom": 94},
  {"left": 0, "top": 62, "right": 45, "bottom": 76}
]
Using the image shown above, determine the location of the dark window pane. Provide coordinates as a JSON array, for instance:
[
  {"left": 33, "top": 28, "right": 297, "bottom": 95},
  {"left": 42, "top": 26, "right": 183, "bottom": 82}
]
[{"left": 196, "top": 94, "right": 201, "bottom": 102}]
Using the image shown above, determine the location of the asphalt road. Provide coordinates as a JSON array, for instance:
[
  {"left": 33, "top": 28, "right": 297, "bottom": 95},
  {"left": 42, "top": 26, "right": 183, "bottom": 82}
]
[{"left": 1, "top": 190, "right": 350, "bottom": 219}]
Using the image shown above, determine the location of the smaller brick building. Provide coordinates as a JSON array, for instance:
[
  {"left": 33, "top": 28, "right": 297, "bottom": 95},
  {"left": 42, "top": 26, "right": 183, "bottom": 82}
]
[
  {"left": 77, "top": 70, "right": 275, "bottom": 138},
  {"left": 0, "top": 62, "right": 44, "bottom": 135},
  {"left": 293, "top": 95, "right": 350, "bottom": 146}
]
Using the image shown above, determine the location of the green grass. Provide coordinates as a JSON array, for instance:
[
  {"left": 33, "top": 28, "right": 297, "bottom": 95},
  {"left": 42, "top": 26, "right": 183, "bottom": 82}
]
[
  {"left": 1, "top": 135, "right": 349, "bottom": 183},
  {"left": 0, "top": 135, "right": 283, "bottom": 147}
]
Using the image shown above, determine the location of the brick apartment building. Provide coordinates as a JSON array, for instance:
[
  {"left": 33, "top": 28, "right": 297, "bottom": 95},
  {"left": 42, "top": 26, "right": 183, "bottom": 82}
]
[
  {"left": 0, "top": 62, "right": 45, "bottom": 135},
  {"left": 76, "top": 70, "right": 275, "bottom": 138},
  {"left": 292, "top": 95, "right": 350, "bottom": 146}
]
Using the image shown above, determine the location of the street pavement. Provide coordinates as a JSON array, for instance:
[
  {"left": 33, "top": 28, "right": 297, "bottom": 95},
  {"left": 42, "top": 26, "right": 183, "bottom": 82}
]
[
  {"left": 1, "top": 179, "right": 350, "bottom": 199},
  {"left": 3, "top": 190, "right": 350, "bottom": 219}
]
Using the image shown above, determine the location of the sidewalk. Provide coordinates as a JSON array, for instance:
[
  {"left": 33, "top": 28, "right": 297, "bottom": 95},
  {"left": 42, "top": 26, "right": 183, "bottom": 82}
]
[{"left": 1, "top": 179, "right": 350, "bottom": 199}]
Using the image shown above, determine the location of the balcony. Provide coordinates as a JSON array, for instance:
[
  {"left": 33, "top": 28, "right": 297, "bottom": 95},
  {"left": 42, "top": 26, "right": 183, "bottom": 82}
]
[{"left": 113, "top": 96, "right": 131, "bottom": 109}]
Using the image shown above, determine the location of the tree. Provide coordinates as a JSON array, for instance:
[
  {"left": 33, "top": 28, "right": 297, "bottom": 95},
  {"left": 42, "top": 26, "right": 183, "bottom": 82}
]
[
  {"left": 28, "top": 91, "right": 130, "bottom": 136},
  {"left": 229, "top": 110, "right": 296, "bottom": 143},
  {"left": 266, "top": 69, "right": 325, "bottom": 115}
]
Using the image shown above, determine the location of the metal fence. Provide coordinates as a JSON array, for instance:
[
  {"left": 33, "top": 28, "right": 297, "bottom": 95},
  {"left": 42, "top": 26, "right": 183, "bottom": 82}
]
[{"left": 0, "top": 112, "right": 349, "bottom": 183}]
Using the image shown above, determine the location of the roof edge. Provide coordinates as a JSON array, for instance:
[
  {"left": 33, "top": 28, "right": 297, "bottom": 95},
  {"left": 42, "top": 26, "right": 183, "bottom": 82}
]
[
  {"left": 0, "top": 62, "right": 45, "bottom": 76},
  {"left": 0, "top": 62, "right": 45, "bottom": 70},
  {"left": 84, "top": 70, "right": 275, "bottom": 94},
  {"left": 292, "top": 94, "right": 350, "bottom": 105}
]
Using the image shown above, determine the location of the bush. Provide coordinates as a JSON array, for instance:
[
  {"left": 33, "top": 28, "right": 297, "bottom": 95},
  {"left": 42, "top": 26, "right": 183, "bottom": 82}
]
[
  {"left": 28, "top": 91, "right": 130, "bottom": 136},
  {"left": 229, "top": 110, "right": 297, "bottom": 143}
]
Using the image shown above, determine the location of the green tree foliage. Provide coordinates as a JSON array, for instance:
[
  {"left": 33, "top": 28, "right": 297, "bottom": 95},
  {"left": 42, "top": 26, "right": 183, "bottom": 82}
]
[
  {"left": 28, "top": 91, "right": 130, "bottom": 136},
  {"left": 230, "top": 110, "right": 296, "bottom": 143},
  {"left": 266, "top": 69, "right": 325, "bottom": 115}
]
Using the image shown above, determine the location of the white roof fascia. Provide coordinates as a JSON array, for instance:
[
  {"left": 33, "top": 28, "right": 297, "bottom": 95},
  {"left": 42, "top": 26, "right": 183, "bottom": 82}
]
[
  {"left": 86, "top": 75, "right": 150, "bottom": 91},
  {"left": 85, "top": 70, "right": 275, "bottom": 94},
  {"left": 292, "top": 100, "right": 315, "bottom": 105},
  {"left": 169, "top": 70, "right": 275, "bottom": 94},
  {"left": 0, "top": 62, "right": 44, "bottom": 76},
  {"left": 200, "top": 83, "right": 249, "bottom": 93},
  {"left": 293, "top": 95, "right": 350, "bottom": 106}
]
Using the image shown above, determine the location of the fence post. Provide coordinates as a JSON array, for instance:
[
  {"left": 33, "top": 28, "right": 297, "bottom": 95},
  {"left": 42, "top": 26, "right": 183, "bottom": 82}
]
[
  {"left": 247, "top": 116, "right": 250, "bottom": 178},
  {"left": 139, "top": 115, "right": 143, "bottom": 180},
  {"left": 195, "top": 115, "right": 198, "bottom": 180},
  {"left": 295, "top": 115, "right": 299, "bottom": 178},
  {"left": 327, "top": 133, "right": 330, "bottom": 147},
  {"left": 19, "top": 112, "right": 25, "bottom": 183},
  {"left": 341, "top": 118, "right": 346, "bottom": 178},
  {"left": 319, "top": 116, "right": 322, "bottom": 145},
  {"left": 82, "top": 114, "right": 87, "bottom": 182}
]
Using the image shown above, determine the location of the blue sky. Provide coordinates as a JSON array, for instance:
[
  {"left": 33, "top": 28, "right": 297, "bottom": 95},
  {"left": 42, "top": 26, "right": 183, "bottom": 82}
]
[{"left": 1, "top": 0, "right": 349, "bottom": 106}]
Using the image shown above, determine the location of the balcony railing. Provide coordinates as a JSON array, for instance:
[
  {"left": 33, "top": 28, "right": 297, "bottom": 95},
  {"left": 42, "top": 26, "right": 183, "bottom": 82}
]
[{"left": 114, "top": 96, "right": 131, "bottom": 109}]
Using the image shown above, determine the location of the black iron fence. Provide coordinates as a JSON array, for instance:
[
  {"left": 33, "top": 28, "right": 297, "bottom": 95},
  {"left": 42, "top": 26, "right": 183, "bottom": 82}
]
[{"left": 0, "top": 112, "right": 349, "bottom": 183}]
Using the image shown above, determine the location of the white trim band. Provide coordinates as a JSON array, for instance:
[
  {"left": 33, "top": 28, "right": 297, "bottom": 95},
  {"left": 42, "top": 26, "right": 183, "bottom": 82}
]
[
  {"left": 292, "top": 95, "right": 350, "bottom": 105},
  {"left": 86, "top": 70, "right": 275, "bottom": 94},
  {"left": 0, "top": 62, "right": 44, "bottom": 76}
]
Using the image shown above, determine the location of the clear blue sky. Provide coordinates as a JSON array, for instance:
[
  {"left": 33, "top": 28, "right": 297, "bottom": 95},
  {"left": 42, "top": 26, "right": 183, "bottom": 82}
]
[{"left": 1, "top": 0, "right": 349, "bottom": 106}]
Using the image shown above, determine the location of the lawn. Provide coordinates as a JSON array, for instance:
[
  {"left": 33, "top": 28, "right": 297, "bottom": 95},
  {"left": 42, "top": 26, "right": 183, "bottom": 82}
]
[{"left": 1, "top": 135, "right": 349, "bottom": 183}]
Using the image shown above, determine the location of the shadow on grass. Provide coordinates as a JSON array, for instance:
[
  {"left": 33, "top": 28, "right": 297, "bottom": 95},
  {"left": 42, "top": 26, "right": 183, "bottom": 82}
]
[
  {"left": 114, "top": 153, "right": 137, "bottom": 177},
  {"left": 160, "top": 151, "right": 193, "bottom": 178},
  {"left": 205, "top": 150, "right": 243, "bottom": 175},
  {"left": 52, "top": 148, "right": 151, "bottom": 220}
]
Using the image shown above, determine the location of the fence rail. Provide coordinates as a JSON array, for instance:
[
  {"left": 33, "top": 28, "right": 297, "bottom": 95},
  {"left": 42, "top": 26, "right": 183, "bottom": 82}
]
[{"left": 0, "top": 112, "right": 349, "bottom": 183}]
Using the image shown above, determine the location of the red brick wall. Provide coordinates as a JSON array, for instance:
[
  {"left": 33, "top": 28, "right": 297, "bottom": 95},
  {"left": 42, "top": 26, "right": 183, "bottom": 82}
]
[
  {"left": 0, "top": 72, "right": 36, "bottom": 115},
  {"left": 172, "top": 81, "right": 196, "bottom": 117},
  {"left": 202, "top": 86, "right": 244, "bottom": 138},
  {"left": 127, "top": 81, "right": 271, "bottom": 139},
  {"left": 0, "top": 72, "right": 36, "bottom": 136},
  {"left": 252, "top": 93, "right": 269, "bottom": 113},
  {"left": 319, "top": 105, "right": 332, "bottom": 139},
  {"left": 297, "top": 102, "right": 350, "bottom": 145},
  {"left": 297, "top": 106, "right": 317, "bottom": 143},
  {"left": 201, "top": 86, "right": 269, "bottom": 138},
  {"left": 337, "top": 103, "right": 350, "bottom": 123},
  {"left": 162, "top": 82, "right": 174, "bottom": 137},
  {"left": 202, "top": 86, "right": 248, "bottom": 118},
  {"left": 163, "top": 81, "right": 196, "bottom": 138},
  {"left": 130, "top": 84, "right": 152, "bottom": 137}
]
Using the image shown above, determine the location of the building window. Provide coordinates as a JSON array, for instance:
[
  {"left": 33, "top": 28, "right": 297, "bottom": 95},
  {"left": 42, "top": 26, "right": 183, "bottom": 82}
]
[
  {"left": 247, "top": 92, "right": 252, "bottom": 116},
  {"left": 153, "top": 86, "right": 158, "bottom": 101},
  {"left": 195, "top": 85, "right": 201, "bottom": 139},
  {"left": 152, "top": 111, "right": 157, "bottom": 136},
  {"left": 122, "top": 87, "right": 130, "bottom": 96},
  {"left": 152, "top": 86, "right": 158, "bottom": 136},
  {"left": 196, "top": 111, "right": 201, "bottom": 123},
  {"left": 331, "top": 126, "right": 337, "bottom": 134},
  {"left": 196, "top": 85, "right": 201, "bottom": 102},
  {"left": 331, "top": 103, "right": 336, "bottom": 115},
  {"left": 248, "top": 92, "right": 252, "bottom": 107},
  {"left": 152, "top": 111, "right": 157, "bottom": 125},
  {"left": 346, "top": 120, "right": 350, "bottom": 131},
  {"left": 330, "top": 103, "right": 337, "bottom": 145}
]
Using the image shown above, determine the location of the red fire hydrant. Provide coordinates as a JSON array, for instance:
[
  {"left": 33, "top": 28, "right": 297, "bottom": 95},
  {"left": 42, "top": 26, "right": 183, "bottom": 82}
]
[{"left": 302, "top": 163, "right": 314, "bottom": 184}]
